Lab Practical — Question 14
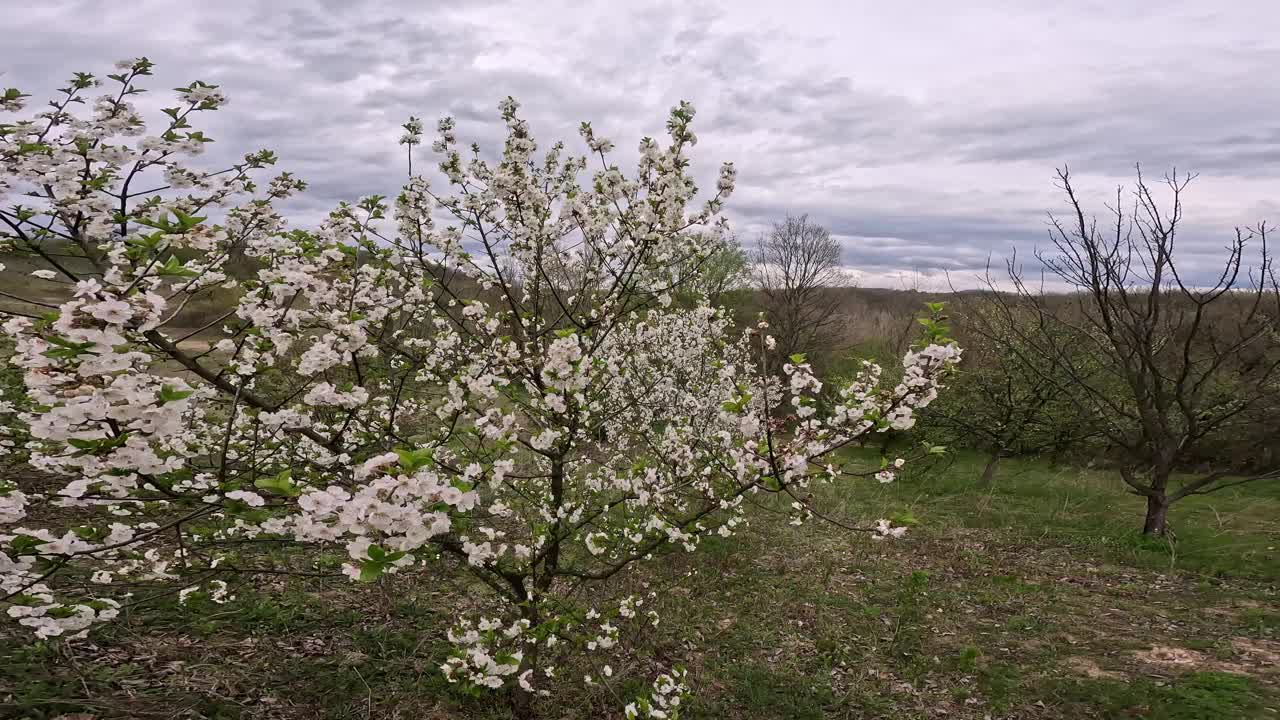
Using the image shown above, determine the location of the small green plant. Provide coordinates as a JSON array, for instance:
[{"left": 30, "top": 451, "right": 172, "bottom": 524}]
[{"left": 952, "top": 645, "right": 982, "bottom": 672}]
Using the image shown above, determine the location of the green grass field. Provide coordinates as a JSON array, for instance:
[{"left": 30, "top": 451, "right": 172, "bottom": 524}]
[{"left": 3, "top": 451, "right": 1277, "bottom": 719}]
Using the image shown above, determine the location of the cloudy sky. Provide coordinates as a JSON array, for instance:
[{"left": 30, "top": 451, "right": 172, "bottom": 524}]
[{"left": 6, "top": 0, "right": 1280, "bottom": 288}]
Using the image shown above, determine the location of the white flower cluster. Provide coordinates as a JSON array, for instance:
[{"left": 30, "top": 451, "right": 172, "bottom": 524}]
[
  {"left": 6, "top": 593, "right": 120, "bottom": 639},
  {"left": 293, "top": 463, "right": 478, "bottom": 561},
  {"left": 0, "top": 489, "right": 27, "bottom": 524},
  {"left": 625, "top": 668, "right": 690, "bottom": 719},
  {"left": 872, "top": 519, "right": 909, "bottom": 541},
  {"left": 441, "top": 616, "right": 530, "bottom": 690}
]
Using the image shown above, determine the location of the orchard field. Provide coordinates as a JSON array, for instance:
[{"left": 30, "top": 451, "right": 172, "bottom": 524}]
[
  {"left": 2, "top": 55, "right": 1279, "bottom": 720},
  {"left": 4, "top": 450, "right": 1277, "bottom": 719}
]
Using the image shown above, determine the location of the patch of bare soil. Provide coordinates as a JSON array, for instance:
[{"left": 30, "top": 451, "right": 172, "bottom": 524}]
[
  {"left": 1133, "top": 645, "right": 1253, "bottom": 676},
  {"left": 1065, "top": 656, "right": 1125, "bottom": 680},
  {"left": 1231, "top": 637, "right": 1280, "bottom": 675}
]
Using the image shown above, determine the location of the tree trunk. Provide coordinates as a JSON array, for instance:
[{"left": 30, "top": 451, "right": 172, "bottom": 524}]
[
  {"left": 878, "top": 432, "right": 893, "bottom": 455},
  {"left": 510, "top": 687, "right": 536, "bottom": 720},
  {"left": 1047, "top": 445, "right": 1063, "bottom": 470},
  {"left": 508, "top": 596, "right": 540, "bottom": 719},
  {"left": 1142, "top": 493, "right": 1170, "bottom": 536},
  {"left": 980, "top": 453, "right": 1000, "bottom": 487}
]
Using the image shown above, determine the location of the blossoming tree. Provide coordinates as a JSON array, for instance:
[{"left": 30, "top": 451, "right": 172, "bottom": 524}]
[{"left": 0, "top": 59, "right": 960, "bottom": 717}]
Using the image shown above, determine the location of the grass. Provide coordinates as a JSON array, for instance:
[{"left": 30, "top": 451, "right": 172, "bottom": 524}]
[
  {"left": 0, "top": 253, "right": 242, "bottom": 331},
  {"left": 841, "top": 447, "right": 1280, "bottom": 581},
  {"left": 2, "top": 451, "right": 1277, "bottom": 719},
  {"left": 1045, "top": 671, "right": 1266, "bottom": 719}
]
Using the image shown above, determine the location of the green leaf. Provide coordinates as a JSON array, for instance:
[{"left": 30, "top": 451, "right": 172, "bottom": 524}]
[
  {"left": 394, "top": 447, "right": 433, "bottom": 473},
  {"left": 788, "top": 353, "right": 806, "bottom": 364},
  {"left": 71, "top": 525, "right": 106, "bottom": 541},
  {"left": 158, "top": 384, "right": 194, "bottom": 403},
  {"left": 66, "top": 434, "right": 129, "bottom": 456},
  {"left": 158, "top": 256, "right": 198, "bottom": 278},
  {"left": 253, "top": 469, "right": 300, "bottom": 497},
  {"left": 357, "top": 559, "right": 385, "bottom": 582},
  {"left": 42, "top": 335, "right": 98, "bottom": 360},
  {"left": 890, "top": 510, "right": 919, "bottom": 527},
  {"left": 170, "top": 208, "right": 208, "bottom": 230},
  {"left": 9, "top": 535, "right": 41, "bottom": 554}
]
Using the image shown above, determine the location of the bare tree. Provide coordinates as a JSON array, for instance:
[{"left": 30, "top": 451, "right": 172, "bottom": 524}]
[
  {"left": 982, "top": 166, "right": 1280, "bottom": 535},
  {"left": 754, "top": 214, "right": 843, "bottom": 360},
  {"left": 923, "top": 299, "right": 1101, "bottom": 485}
]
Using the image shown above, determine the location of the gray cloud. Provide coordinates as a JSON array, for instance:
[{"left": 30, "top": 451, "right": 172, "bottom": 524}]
[{"left": 3, "top": 0, "right": 1279, "bottom": 288}]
